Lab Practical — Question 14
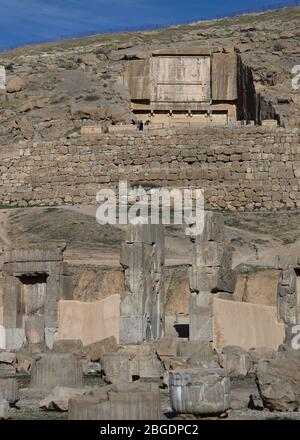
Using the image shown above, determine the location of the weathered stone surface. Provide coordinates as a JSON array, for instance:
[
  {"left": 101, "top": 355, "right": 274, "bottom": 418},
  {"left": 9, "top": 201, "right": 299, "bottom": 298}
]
[
  {"left": 52, "top": 339, "right": 84, "bottom": 356},
  {"left": 69, "top": 383, "right": 161, "bottom": 420},
  {"left": 120, "top": 223, "right": 165, "bottom": 344},
  {"left": 1, "top": 128, "right": 300, "bottom": 211},
  {"left": 0, "top": 378, "right": 19, "bottom": 406},
  {"left": 0, "top": 351, "right": 16, "bottom": 365},
  {"left": 163, "top": 357, "right": 188, "bottom": 372},
  {"left": 0, "top": 399, "right": 9, "bottom": 419},
  {"left": 277, "top": 269, "right": 297, "bottom": 325},
  {"left": 16, "top": 354, "right": 33, "bottom": 373},
  {"left": 40, "top": 386, "right": 86, "bottom": 411},
  {"left": 213, "top": 298, "right": 285, "bottom": 351},
  {"left": 189, "top": 212, "right": 235, "bottom": 343},
  {"left": 56, "top": 296, "right": 120, "bottom": 346},
  {"left": 234, "top": 269, "right": 280, "bottom": 306},
  {"left": 229, "top": 386, "right": 263, "bottom": 410},
  {"left": 136, "top": 352, "right": 162, "bottom": 380},
  {"left": 30, "top": 353, "right": 83, "bottom": 390},
  {"left": 169, "top": 368, "right": 230, "bottom": 415},
  {"left": 229, "top": 387, "right": 252, "bottom": 410},
  {"left": 256, "top": 357, "right": 300, "bottom": 411},
  {"left": 6, "top": 76, "right": 26, "bottom": 93},
  {"left": 219, "top": 346, "right": 252, "bottom": 377},
  {"left": 80, "top": 360, "right": 102, "bottom": 375},
  {"left": 155, "top": 337, "right": 178, "bottom": 359},
  {"left": 248, "top": 347, "right": 274, "bottom": 364},
  {"left": 109, "top": 383, "right": 161, "bottom": 420},
  {"left": 177, "top": 340, "right": 213, "bottom": 358},
  {"left": 189, "top": 293, "right": 213, "bottom": 342},
  {"left": 68, "top": 394, "right": 111, "bottom": 420},
  {"left": 84, "top": 336, "right": 118, "bottom": 362},
  {"left": 101, "top": 352, "right": 137, "bottom": 384}
]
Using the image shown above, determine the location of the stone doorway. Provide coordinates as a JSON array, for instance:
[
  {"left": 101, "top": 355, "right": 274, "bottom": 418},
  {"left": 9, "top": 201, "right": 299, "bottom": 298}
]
[
  {"left": 17, "top": 273, "right": 48, "bottom": 344},
  {"left": 2, "top": 247, "right": 67, "bottom": 350}
]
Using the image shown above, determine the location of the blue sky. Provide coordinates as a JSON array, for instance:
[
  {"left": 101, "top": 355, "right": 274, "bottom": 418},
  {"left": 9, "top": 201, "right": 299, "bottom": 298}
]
[{"left": 0, "top": 0, "right": 295, "bottom": 51}]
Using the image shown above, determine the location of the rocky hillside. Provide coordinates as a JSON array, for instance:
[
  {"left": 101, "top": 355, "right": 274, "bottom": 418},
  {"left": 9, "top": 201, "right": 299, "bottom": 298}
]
[{"left": 0, "top": 6, "right": 299, "bottom": 143}]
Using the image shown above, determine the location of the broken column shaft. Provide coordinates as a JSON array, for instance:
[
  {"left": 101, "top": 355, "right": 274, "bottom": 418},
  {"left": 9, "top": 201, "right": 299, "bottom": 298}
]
[{"left": 120, "top": 223, "right": 165, "bottom": 344}]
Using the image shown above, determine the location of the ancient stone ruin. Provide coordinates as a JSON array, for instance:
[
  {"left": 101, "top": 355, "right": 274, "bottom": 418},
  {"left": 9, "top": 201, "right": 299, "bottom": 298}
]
[
  {"left": 123, "top": 47, "right": 277, "bottom": 128},
  {"left": 120, "top": 223, "right": 165, "bottom": 344},
  {"left": 0, "top": 8, "right": 300, "bottom": 421},
  {"left": 1, "top": 247, "right": 71, "bottom": 351},
  {"left": 189, "top": 212, "right": 235, "bottom": 341},
  {"left": 0, "top": 212, "right": 299, "bottom": 420}
]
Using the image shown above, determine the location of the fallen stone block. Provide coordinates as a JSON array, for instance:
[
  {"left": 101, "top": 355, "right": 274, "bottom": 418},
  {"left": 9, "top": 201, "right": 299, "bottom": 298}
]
[
  {"left": 137, "top": 353, "right": 162, "bottom": 379},
  {"left": 101, "top": 352, "right": 137, "bottom": 384},
  {"left": 114, "top": 344, "right": 162, "bottom": 380},
  {"left": 30, "top": 353, "right": 83, "bottom": 390},
  {"left": 274, "top": 346, "right": 300, "bottom": 360},
  {"left": 229, "top": 387, "right": 252, "bottom": 410},
  {"left": 52, "top": 339, "right": 84, "bottom": 356},
  {"left": 219, "top": 346, "right": 253, "bottom": 377},
  {"left": 248, "top": 347, "right": 275, "bottom": 364},
  {"left": 16, "top": 354, "right": 33, "bottom": 373},
  {"left": 69, "top": 383, "right": 161, "bottom": 420},
  {"left": 256, "top": 357, "right": 300, "bottom": 411},
  {"left": 109, "top": 383, "right": 161, "bottom": 420},
  {"left": 0, "top": 351, "right": 16, "bottom": 365},
  {"left": 0, "top": 399, "right": 9, "bottom": 419},
  {"left": 187, "top": 351, "right": 218, "bottom": 369},
  {"left": 0, "top": 379, "right": 19, "bottom": 406},
  {"left": 155, "top": 338, "right": 178, "bottom": 359},
  {"left": 40, "top": 386, "right": 87, "bottom": 411},
  {"left": 69, "top": 394, "right": 110, "bottom": 420},
  {"left": 161, "top": 357, "right": 188, "bottom": 387},
  {"left": 80, "top": 360, "right": 102, "bottom": 375},
  {"left": 81, "top": 125, "right": 102, "bottom": 135},
  {"left": 169, "top": 368, "right": 230, "bottom": 416},
  {"left": 177, "top": 340, "right": 210, "bottom": 357},
  {"left": 0, "top": 363, "right": 16, "bottom": 374},
  {"left": 177, "top": 340, "right": 217, "bottom": 368},
  {"left": 84, "top": 336, "right": 118, "bottom": 362},
  {"left": 229, "top": 382, "right": 263, "bottom": 411}
]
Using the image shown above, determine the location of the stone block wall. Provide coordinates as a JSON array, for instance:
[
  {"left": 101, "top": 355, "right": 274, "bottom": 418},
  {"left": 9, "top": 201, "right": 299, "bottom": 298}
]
[{"left": 0, "top": 126, "right": 299, "bottom": 211}]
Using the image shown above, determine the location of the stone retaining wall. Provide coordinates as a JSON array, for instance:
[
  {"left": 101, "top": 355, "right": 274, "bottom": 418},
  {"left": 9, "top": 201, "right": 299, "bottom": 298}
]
[{"left": 1, "top": 126, "right": 299, "bottom": 210}]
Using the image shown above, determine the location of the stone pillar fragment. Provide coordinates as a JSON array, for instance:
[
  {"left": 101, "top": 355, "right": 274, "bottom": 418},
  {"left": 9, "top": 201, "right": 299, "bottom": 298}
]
[
  {"left": 30, "top": 353, "right": 83, "bottom": 389},
  {"left": 120, "top": 223, "right": 165, "bottom": 344},
  {"left": 101, "top": 352, "right": 137, "bottom": 384},
  {"left": 277, "top": 269, "right": 297, "bottom": 325},
  {"left": 0, "top": 378, "right": 19, "bottom": 406},
  {"left": 189, "top": 212, "right": 235, "bottom": 342},
  {"left": 69, "top": 383, "right": 161, "bottom": 420},
  {"left": 109, "top": 384, "right": 161, "bottom": 420},
  {"left": 169, "top": 368, "right": 230, "bottom": 415}
]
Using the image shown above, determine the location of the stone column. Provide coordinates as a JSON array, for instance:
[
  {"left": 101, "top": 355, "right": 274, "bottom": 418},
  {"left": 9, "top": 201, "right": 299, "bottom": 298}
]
[
  {"left": 277, "top": 268, "right": 297, "bottom": 325},
  {"left": 120, "top": 223, "right": 165, "bottom": 344},
  {"left": 189, "top": 212, "right": 235, "bottom": 342}
]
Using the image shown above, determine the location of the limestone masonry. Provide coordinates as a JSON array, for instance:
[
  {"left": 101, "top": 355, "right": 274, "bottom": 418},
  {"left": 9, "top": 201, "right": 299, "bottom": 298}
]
[{"left": 1, "top": 126, "right": 299, "bottom": 210}]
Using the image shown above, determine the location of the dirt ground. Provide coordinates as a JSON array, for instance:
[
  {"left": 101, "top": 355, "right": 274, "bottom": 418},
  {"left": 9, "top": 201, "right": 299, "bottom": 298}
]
[
  {"left": 5, "top": 373, "right": 300, "bottom": 421},
  {"left": 1, "top": 205, "right": 300, "bottom": 269}
]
